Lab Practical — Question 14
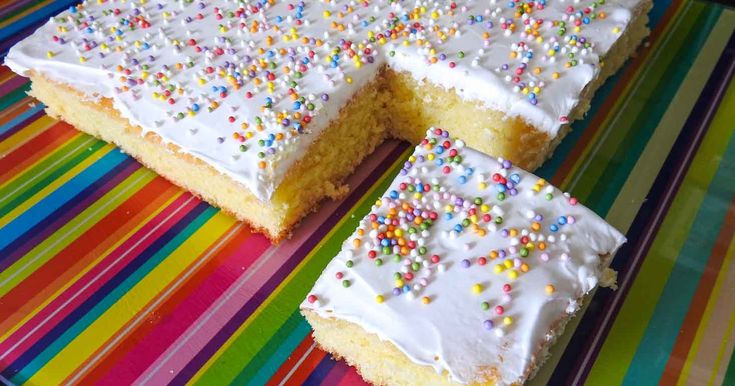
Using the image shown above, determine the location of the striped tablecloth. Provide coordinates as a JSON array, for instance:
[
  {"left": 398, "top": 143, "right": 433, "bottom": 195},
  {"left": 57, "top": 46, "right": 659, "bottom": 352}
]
[{"left": 1, "top": 0, "right": 734, "bottom": 385}]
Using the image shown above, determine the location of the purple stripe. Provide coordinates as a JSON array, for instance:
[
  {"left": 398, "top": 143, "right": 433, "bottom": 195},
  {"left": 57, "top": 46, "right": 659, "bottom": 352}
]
[
  {"left": 303, "top": 356, "right": 337, "bottom": 386},
  {"left": 1, "top": 202, "right": 210, "bottom": 380},
  {"left": 0, "top": 18, "right": 47, "bottom": 57},
  {"left": 0, "top": 159, "right": 138, "bottom": 271},
  {"left": 0, "top": 75, "right": 28, "bottom": 98},
  {"left": 549, "top": 30, "right": 735, "bottom": 386},
  {"left": 0, "top": 109, "right": 45, "bottom": 143},
  {"left": 170, "top": 142, "right": 409, "bottom": 383},
  {"left": 318, "top": 360, "right": 349, "bottom": 385},
  {"left": 0, "top": 0, "right": 39, "bottom": 20}
]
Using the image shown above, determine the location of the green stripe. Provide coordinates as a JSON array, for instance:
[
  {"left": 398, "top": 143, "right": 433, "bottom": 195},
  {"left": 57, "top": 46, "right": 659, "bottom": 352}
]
[
  {"left": 0, "top": 136, "right": 104, "bottom": 217},
  {"left": 586, "top": 3, "right": 723, "bottom": 216},
  {"left": 191, "top": 149, "right": 411, "bottom": 385},
  {"left": 0, "top": 1, "right": 49, "bottom": 24},
  {"left": 10, "top": 206, "right": 218, "bottom": 384},
  {"left": 587, "top": 72, "right": 735, "bottom": 386},
  {"left": 605, "top": 9, "right": 735, "bottom": 233},
  {"left": 239, "top": 312, "right": 311, "bottom": 386},
  {"left": 0, "top": 168, "right": 154, "bottom": 298},
  {"left": 724, "top": 352, "right": 735, "bottom": 386},
  {"left": 566, "top": 1, "right": 704, "bottom": 201},
  {"left": 0, "top": 82, "right": 31, "bottom": 111},
  {"left": 624, "top": 94, "right": 735, "bottom": 384}
]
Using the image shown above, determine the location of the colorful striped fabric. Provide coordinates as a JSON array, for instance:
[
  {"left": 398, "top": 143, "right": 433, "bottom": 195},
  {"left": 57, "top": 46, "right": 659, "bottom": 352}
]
[{"left": 0, "top": 0, "right": 734, "bottom": 385}]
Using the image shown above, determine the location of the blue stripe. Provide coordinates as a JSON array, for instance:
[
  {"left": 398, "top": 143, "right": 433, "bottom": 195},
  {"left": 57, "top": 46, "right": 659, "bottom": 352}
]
[
  {"left": 0, "top": 103, "right": 45, "bottom": 135},
  {"left": 244, "top": 316, "right": 312, "bottom": 386},
  {"left": 622, "top": 128, "right": 735, "bottom": 384},
  {"left": 534, "top": 0, "right": 673, "bottom": 181},
  {"left": 0, "top": 148, "right": 127, "bottom": 251},
  {"left": 5, "top": 204, "right": 216, "bottom": 384},
  {"left": 303, "top": 357, "right": 338, "bottom": 386},
  {"left": 0, "top": 1, "right": 79, "bottom": 42}
]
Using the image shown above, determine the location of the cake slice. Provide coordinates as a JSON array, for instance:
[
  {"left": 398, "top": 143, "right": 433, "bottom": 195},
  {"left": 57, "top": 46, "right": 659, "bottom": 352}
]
[
  {"left": 4, "top": 0, "right": 650, "bottom": 240},
  {"left": 301, "top": 128, "right": 625, "bottom": 385}
]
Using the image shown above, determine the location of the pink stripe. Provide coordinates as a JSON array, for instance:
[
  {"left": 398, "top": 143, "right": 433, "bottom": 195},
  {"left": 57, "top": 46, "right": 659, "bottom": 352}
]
[
  {"left": 95, "top": 233, "right": 271, "bottom": 385},
  {"left": 320, "top": 362, "right": 349, "bottom": 385},
  {"left": 135, "top": 142, "right": 402, "bottom": 385},
  {"left": 337, "top": 369, "right": 369, "bottom": 386},
  {"left": 0, "top": 194, "right": 199, "bottom": 364},
  {"left": 0, "top": 74, "right": 28, "bottom": 97}
]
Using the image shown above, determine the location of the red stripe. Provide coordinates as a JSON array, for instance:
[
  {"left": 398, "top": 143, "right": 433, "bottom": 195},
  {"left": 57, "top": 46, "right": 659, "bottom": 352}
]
[
  {"left": 0, "top": 192, "right": 197, "bottom": 365},
  {"left": 267, "top": 335, "right": 320, "bottom": 386},
  {"left": 0, "top": 177, "right": 177, "bottom": 334},
  {"left": 660, "top": 196, "right": 735, "bottom": 384},
  {"left": 549, "top": 0, "right": 679, "bottom": 186},
  {"left": 337, "top": 369, "right": 369, "bottom": 386},
  {"left": 288, "top": 347, "right": 328, "bottom": 385},
  {"left": 0, "top": 96, "right": 33, "bottom": 125},
  {"left": 80, "top": 227, "right": 270, "bottom": 385},
  {"left": 0, "top": 121, "right": 76, "bottom": 181}
]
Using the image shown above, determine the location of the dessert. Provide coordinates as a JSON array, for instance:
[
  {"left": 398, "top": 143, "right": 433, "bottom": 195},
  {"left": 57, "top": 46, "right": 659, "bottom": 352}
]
[
  {"left": 301, "top": 128, "right": 626, "bottom": 385},
  {"left": 5, "top": 0, "right": 650, "bottom": 240}
]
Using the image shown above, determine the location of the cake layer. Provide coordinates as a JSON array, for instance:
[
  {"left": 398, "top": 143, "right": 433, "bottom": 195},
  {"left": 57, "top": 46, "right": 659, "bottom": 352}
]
[
  {"left": 30, "top": 73, "right": 388, "bottom": 240},
  {"left": 384, "top": 0, "right": 650, "bottom": 170},
  {"left": 5, "top": 0, "right": 650, "bottom": 206},
  {"left": 301, "top": 128, "right": 626, "bottom": 385}
]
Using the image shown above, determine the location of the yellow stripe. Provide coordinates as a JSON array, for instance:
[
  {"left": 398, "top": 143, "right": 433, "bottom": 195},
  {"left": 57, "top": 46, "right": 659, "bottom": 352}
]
[
  {"left": 707, "top": 238, "right": 735, "bottom": 386},
  {"left": 676, "top": 235, "right": 735, "bottom": 385},
  {"left": 0, "top": 190, "right": 184, "bottom": 343},
  {"left": 710, "top": 306, "right": 735, "bottom": 385},
  {"left": 0, "top": 115, "right": 59, "bottom": 158},
  {"left": 25, "top": 212, "right": 235, "bottom": 385},
  {"left": 0, "top": 1, "right": 54, "bottom": 29},
  {"left": 187, "top": 148, "right": 412, "bottom": 384},
  {"left": 559, "top": 2, "right": 690, "bottom": 190},
  {"left": 0, "top": 143, "right": 113, "bottom": 228},
  {"left": 0, "top": 168, "right": 154, "bottom": 298}
]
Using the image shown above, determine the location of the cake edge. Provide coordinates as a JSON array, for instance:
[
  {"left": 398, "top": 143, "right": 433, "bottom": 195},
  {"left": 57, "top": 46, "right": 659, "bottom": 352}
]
[
  {"left": 301, "top": 253, "right": 615, "bottom": 386},
  {"left": 26, "top": 71, "right": 388, "bottom": 242}
]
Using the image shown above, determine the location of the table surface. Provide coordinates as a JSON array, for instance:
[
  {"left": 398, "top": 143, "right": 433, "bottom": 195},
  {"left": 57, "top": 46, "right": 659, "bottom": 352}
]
[{"left": 1, "top": 0, "right": 734, "bottom": 385}]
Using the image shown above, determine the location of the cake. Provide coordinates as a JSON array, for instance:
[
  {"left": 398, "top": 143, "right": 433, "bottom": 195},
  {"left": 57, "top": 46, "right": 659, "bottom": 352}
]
[
  {"left": 4, "top": 0, "right": 651, "bottom": 240},
  {"left": 301, "top": 128, "right": 626, "bottom": 385}
]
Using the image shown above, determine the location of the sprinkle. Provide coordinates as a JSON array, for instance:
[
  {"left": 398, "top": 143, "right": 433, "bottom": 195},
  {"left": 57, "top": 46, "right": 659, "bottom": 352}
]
[{"left": 472, "top": 283, "right": 483, "bottom": 294}]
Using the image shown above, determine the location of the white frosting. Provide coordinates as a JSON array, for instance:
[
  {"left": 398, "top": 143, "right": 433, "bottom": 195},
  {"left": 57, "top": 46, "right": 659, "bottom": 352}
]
[
  {"left": 301, "top": 128, "right": 625, "bottom": 385},
  {"left": 5, "top": 0, "right": 643, "bottom": 202}
]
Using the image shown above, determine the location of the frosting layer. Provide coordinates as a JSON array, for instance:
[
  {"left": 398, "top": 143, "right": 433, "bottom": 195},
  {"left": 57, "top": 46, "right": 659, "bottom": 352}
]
[
  {"left": 6, "top": 0, "right": 643, "bottom": 201},
  {"left": 301, "top": 128, "right": 625, "bottom": 385}
]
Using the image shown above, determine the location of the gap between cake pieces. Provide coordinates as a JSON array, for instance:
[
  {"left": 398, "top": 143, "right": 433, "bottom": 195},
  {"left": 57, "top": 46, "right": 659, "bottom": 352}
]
[{"left": 4, "top": 0, "right": 652, "bottom": 242}]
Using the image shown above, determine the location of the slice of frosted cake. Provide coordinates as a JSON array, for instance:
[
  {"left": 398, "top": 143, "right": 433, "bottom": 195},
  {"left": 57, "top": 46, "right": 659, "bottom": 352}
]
[{"left": 301, "top": 128, "right": 625, "bottom": 385}]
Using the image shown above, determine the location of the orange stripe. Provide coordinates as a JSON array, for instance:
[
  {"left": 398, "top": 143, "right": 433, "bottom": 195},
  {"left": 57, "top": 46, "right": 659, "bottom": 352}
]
[
  {"left": 0, "top": 121, "right": 76, "bottom": 182},
  {"left": 0, "top": 177, "right": 178, "bottom": 334},
  {"left": 75, "top": 225, "right": 253, "bottom": 384},
  {"left": 288, "top": 346, "right": 328, "bottom": 384},
  {"left": 659, "top": 196, "right": 735, "bottom": 385},
  {"left": 550, "top": 0, "right": 681, "bottom": 186},
  {"left": 0, "top": 96, "right": 35, "bottom": 124},
  {"left": 0, "top": 65, "right": 14, "bottom": 80},
  {"left": 266, "top": 335, "right": 320, "bottom": 386}
]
